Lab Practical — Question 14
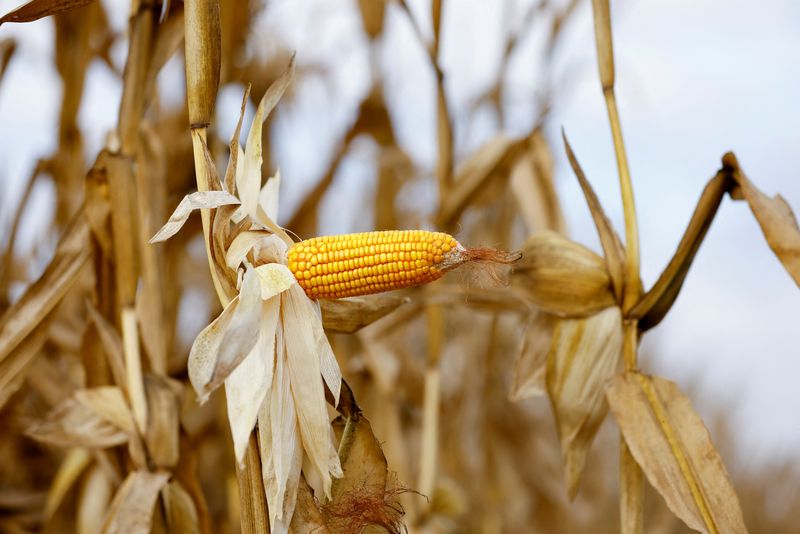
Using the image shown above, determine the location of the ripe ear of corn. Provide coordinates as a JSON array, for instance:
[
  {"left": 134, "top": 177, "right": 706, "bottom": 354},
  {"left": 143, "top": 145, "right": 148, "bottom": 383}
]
[{"left": 287, "top": 230, "right": 463, "bottom": 299}]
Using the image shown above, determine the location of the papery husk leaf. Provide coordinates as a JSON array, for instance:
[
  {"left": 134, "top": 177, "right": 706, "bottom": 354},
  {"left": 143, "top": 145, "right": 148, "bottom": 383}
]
[
  {"left": 725, "top": 152, "right": 800, "bottom": 286},
  {"left": 546, "top": 306, "right": 623, "bottom": 498},
  {"left": 85, "top": 303, "right": 127, "bottom": 389},
  {"left": 606, "top": 372, "right": 748, "bottom": 534},
  {"left": 510, "top": 312, "right": 556, "bottom": 401},
  {"left": 260, "top": 171, "right": 281, "bottom": 222},
  {"left": 320, "top": 296, "right": 409, "bottom": 333},
  {"left": 44, "top": 448, "right": 91, "bottom": 521},
  {"left": 283, "top": 285, "right": 342, "bottom": 499},
  {"left": 516, "top": 231, "right": 614, "bottom": 317},
  {"left": 259, "top": 338, "right": 303, "bottom": 533},
  {"left": 510, "top": 132, "right": 564, "bottom": 233},
  {"left": 226, "top": 297, "right": 279, "bottom": 466},
  {"left": 235, "top": 58, "right": 295, "bottom": 221},
  {"left": 0, "top": 214, "right": 89, "bottom": 362},
  {"left": 26, "top": 395, "right": 129, "bottom": 449},
  {"left": 0, "top": 0, "right": 92, "bottom": 25},
  {"left": 226, "top": 231, "right": 269, "bottom": 271},
  {"left": 223, "top": 85, "right": 251, "bottom": 192},
  {"left": 149, "top": 191, "right": 240, "bottom": 243},
  {"left": 188, "top": 296, "right": 239, "bottom": 403},
  {"left": 161, "top": 480, "right": 201, "bottom": 534},
  {"left": 254, "top": 263, "right": 296, "bottom": 301},
  {"left": 299, "top": 290, "right": 342, "bottom": 404},
  {"left": 100, "top": 470, "right": 170, "bottom": 534},
  {"left": 208, "top": 267, "right": 262, "bottom": 393}
]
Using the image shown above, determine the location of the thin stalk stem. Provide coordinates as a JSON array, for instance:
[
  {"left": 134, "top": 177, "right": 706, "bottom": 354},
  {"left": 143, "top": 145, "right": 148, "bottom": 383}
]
[{"left": 603, "top": 89, "right": 641, "bottom": 313}]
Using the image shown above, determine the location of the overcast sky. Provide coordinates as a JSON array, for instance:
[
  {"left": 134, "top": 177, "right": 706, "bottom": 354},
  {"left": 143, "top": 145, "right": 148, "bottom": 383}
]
[{"left": 1, "top": 0, "right": 799, "bottom": 466}]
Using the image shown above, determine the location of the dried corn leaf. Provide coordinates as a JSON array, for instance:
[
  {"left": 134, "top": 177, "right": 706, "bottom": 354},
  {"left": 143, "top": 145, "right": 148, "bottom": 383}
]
[
  {"left": 43, "top": 448, "right": 91, "bottom": 521},
  {"left": 326, "top": 416, "right": 403, "bottom": 533},
  {"left": 726, "top": 153, "right": 800, "bottom": 286},
  {"left": 290, "top": 477, "right": 331, "bottom": 533},
  {"left": 77, "top": 466, "right": 113, "bottom": 534},
  {"left": 209, "top": 267, "right": 262, "bottom": 391},
  {"left": 320, "top": 296, "right": 409, "bottom": 333},
  {"left": 0, "top": 0, "right": 92, "bottom": 25},
  {"left": 143, "top": 375, "right": 181, "bottom": 468},
  {"left": 510, "top": 313, "right": 556, "bottom": 401},
  {"left": 27, "top": 394, "right": 129, "bottom": 449},
  {"left": 437, "top": 136, "right": 523, "bottom": 227},
  {"left": 149, "top": 191, "right": 240, "bottom": 243},
  {"left": 254, "top": 263, "right": 295, "bottom": 300},
  {"left": 516, "top": 231, "right": 614, "bottom": 317},
  {"left": 0, "top": 312, "right": 51, "bottom": 409},
  {"left": 161, "top": 480, "right": 200, "bottom": 534},
  {"left": 0, "top": 214, "right": 89, "bottom": 362},
  {"left": 101, "top": 470, "right": 170, "bottom": 534},
  {"left": 234, "top": 57, "right": 295, "bottom": 221},
  {"left": 188, "top": 295, "right": 239, "bottom": 403},
  {"left": 607, "top": 372, "right": 748, "bottom": 534},
  {"left": 546, "top": 306, "right": 622, "bottom": 498},
  {"left": 562, "top": 131, "right": 625, "bottom": 299},
  {"left": 74, "top": 386, "right": 136, "bottom": 434}
]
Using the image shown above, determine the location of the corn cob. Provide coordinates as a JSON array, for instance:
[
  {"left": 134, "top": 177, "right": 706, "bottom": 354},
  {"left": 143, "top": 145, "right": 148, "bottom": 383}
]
[{"left": 287, "top": 230, "right": 464, "bottom": 299}]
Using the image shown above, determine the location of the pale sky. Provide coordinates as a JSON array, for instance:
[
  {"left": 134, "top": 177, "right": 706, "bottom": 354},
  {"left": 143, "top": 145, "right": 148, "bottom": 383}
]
[{"left": 1, "top": 0, "right": 799, "bottom": 467}]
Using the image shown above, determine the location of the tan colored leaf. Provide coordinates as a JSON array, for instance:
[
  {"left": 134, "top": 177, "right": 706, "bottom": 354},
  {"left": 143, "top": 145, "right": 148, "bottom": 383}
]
[
  {"left": 161, "top": 481, "right": 200, "bottom": 534},
  {"left": 510, "top": 132, "right": 564, "bottom": 233},
  {"left": 254, "top": 263, "right": 296, "bottom": 300},
  {"left": 208, "top": 267, "right": 262, "bottom": 391},
  {"left": 325, "top": 416, "right": 403, "bottom": 533},
  {"left": 320, "top": 295, "right": 409, "bottom": 333},
  {"left": 143, "top": 375, "right": 181, "bottom": 468},
  {"left": 0, "top": 312, "right": 51, "bottom": 410},
  {"left": 562, "top": 131, "right": 625, "bottom": 299},
  {"left": 26, "top": 395, "right": 129, "bottom": 449},
  {"left": 0, "top": 0, "right": 92, "bottom": 25},
  {"left": 289, "top": 477, "right": 331, "bottom": 534},
  {"left": 510, "top": 313, "right": 556, "bottom": 401},
  {"left": 546, "top": 306, "right": 622, "bottom": 498},
  {"left": 188, "top": 295, "right": 239, "bottom": 403},
  {"left": 235, "top": 57, "right": 295, "bottom": 221},
  {"left": 74, "top": 386, "right": 136, "bottom": 434},
  {"left": 0, "top": 214, "right": 89, "bottom": 363},
  {"left": 77, "top": 466, "right": 113, "bottom": 534},
  {"left": 225, "top": 296, "right": 279, "bottom": 466},
  {"left": 726, "top": 153, "right": 800, "bottom": 286},
  {"left": 44, "top": 448, "right": 91, "bottom": 521},
  {"left": 101, "top": 470, "right": 170, "bottom": 534},
  {"left": 606, "top": 372, "right": 748, "bottom": 534},
  {"left": 516, "top": 231, "right": 614, "bottom": 317},
  {"left": 283, "top": 285, "right": 342, "bottom": 499},
  {"left": 149, "top": 191, "right": 240, "bottom": 243}
]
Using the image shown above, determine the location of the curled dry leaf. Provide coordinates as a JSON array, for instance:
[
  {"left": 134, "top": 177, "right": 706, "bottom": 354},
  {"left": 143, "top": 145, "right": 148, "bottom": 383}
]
[
  {"left": 43, "top": 448, "right": 91, "bottom": 521},
  {"left": 77, "top": 466, "right": 113, "bottom": 534},
  {"left": 724, "top": 152, "right": 800, "bottom": 286},
  {"left": 516, "top": 231, "right": 615, "bottom": 317},
  {"left": 143, "top": 375, "right": 181, "bottom": 468},
  {"left": 546, "top": 306, "right": 623, "bottom": 498},
  {"left": 161, "top": 480, "right": 201, "bottom": 534},
  {"left": 100, "top": 470, "right": 170, "bottom": 534},
  {"left": 606, "top": 372, "right": 748, "bottom": 534},
  {"left": 149, "top": 191, "right": 240, "bottom": 243},
  {"left": 0, "top": 0, "right": 93, "bottom": 25},
  {"left": 26, "top": 393, "right": 130, "bottom": 449},
  {"left": 320, "top": 295, "right": 409, "bottom": 334},
  {"left": 0, "top": 214, "right": 89, "bottom": 362},
  {"left": 0, "top": 312, "right": 51, "bottom": 410}
]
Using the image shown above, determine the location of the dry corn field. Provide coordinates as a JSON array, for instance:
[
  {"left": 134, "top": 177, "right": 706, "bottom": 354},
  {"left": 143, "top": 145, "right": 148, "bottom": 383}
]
[{"left": 1, "top": 0, "right": 800, "bottom": 533}]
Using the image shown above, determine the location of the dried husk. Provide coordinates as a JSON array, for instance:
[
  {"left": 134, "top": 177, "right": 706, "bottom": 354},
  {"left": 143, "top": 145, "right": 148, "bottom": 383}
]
[
  {"left": 546, "top": 306, "right": 623, "bottom": 498},
  {"left": 516, "top": 231, "right": 615, "bottom": 317}
]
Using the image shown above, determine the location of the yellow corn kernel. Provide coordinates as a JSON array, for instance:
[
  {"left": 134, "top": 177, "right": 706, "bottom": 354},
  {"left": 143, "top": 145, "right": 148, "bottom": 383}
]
[{"left": 286, "top": 230, "right": 462, "bottom": 299}]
